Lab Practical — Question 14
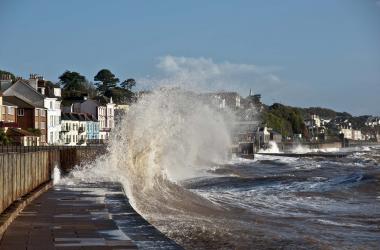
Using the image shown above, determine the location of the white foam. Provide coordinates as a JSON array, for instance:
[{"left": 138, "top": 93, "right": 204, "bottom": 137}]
[
  {"left": 53, "top": 165, "right": 61, "bottom": 185},
  {"left": 258, "top": 141, "right": 281, "bottom": 153}
]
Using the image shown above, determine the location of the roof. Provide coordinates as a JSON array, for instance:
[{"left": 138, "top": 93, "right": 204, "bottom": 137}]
[
  {"left": 13, "top": 79, "right": 45, "bottom": 98},
  {"left": 62, "top": 112, "right": 98, "bottom": 122},
  {"left": 3, "top": 79, "right": 45, "bottom": 106},
  {"left": 3, "top": 96, "right": 44, "bottom": 109},
  {"left": 93, "top": 96, "right": 110, "bottom": 105}
]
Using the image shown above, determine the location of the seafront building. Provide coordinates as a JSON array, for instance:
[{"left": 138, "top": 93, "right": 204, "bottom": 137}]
[
  {"left": 2, "top": 75, "right": 61, "bottom": 144},
  {"left": 2, "top": 95, "right": 47, "bottom": 145},
  {"left": 65, "top": 96, "right": 115, "bottom": 141},
  {"left": 85, "top": 113, "right": 100, "bottom": 144},
  {"left": 61, "top": 112, "right": 100, "bottom": 145},
  {"left": 61, "top": 113, "right": 80, "bottom": 145}
]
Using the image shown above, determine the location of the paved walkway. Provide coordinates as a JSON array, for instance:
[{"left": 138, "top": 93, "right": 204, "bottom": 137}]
[{"left": 0, "top": 182, "right": 182, "bottom": 250}]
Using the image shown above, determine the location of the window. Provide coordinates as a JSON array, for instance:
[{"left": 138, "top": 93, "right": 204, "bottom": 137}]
[
  {"left": 35, "top": 121, "right": 39, "bottom": 128},
  {"left": 41, "top": 110, "right": 46, "bottom": 117},
  {"left": 40, "top": 121, "right": 46, "bottom": 129},
  {"left": 35, "top": 109, "right": 39, "bottom": 116},
  {"left": 17, "top": 108, "right": 24, "bottom": 116},
  {"left": 7, "top": 106, "right": 14, "bottom": 115},
  {"left": 50, "top": 101, "right": 53, "bottom": 109}
]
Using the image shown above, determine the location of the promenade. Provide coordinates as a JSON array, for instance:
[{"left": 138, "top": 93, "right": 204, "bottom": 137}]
[{"left": 0, "top": 182, "right": 182, "bottom": 250}]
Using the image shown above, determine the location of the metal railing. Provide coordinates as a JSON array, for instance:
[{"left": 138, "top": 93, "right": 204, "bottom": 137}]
[{"left": 0, "top": 145, "right": 107, "bottom": 154}]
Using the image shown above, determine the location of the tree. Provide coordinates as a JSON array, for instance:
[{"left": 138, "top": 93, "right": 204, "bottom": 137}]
[
  {"left": 0, "top": 129, "right": 11, "bottom": 145},
  {"left": 106, "top": 87, "right": 134, "bottom": 104},
  {"left": 121, "top": 78, "right": 136, "bottom": 90},
  {"left": 94, "top": 69, "right": 119, "bottom": 96},
  {"left": 0, "top": 70, "right": 16, "bottom": 82},
  {"left": 59, "top": 71, "right": 88, "bottom": 96}
]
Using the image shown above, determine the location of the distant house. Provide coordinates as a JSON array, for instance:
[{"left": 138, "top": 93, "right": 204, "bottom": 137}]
[
  {"left": 61, "top": 112, "right": 100, "bottom": 146},
  {"left": 365, "top": 116, "right": 380, "bottom": 127},
  {"left": 65, "top": 96, "right": 115, "bottom": 141},
  {"left": 85, "top": 113, "right": 100, "bottom": 144},
  {"left": 329, "top": 117, "right": 352, "bottom": 130},
  {"left": 304, "top": 114, "right": 326, "bottom": 141},
  {"left": 0, "top": 93, "right": 17, "bottom": 124},
  {"left": 340, "top": 128, "right": 363, "bottom": 140},
  {"left": 61, "top": 113, "right": 80, "bottom": 146},
  {"left": 255, "top": 127, "right": 271, "bottom": 146},
  {"left": 3, "top": 96, "right": 47, "bottom": 144},
  {"left": 3, "top": 75, "right": 61, "bottom": 144}
]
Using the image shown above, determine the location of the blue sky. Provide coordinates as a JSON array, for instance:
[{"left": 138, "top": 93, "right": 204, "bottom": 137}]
[{"left": 0, "top": 0, "right": 379, "bottom": 115}]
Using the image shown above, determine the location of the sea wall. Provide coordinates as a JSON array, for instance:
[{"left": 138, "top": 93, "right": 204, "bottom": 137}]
[
  {"left": 0, "top": 146, "right": 106, "bottom": 214},
  {"left": 280, "top": 141, "right": 342, "bottom": 152},
  {"left": 343, "top": 140, "right": 380, "bottom": 148}
]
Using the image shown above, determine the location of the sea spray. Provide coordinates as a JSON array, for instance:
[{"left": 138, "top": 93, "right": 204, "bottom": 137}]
[
  {"left": 259, "top": 141, "right": 281, "bottom": 153},
  {"left": 65, "top": 87, "right": 235, "bottom": 218}
]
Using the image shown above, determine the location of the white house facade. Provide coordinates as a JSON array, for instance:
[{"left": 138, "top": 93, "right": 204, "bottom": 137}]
[
  {"left": 61, "top": 113, "right": 80, "bottom": 146},
  {"left": 71, "top": 97, "right": 115, "bottom": 141}
]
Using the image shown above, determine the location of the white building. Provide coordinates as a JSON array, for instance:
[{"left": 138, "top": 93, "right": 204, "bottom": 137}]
[
  {"left": 44, "top": 96, "right": 61, "bottom": 144},
  {"left": 255, "top": 127, "right": 271, "bottom": 146},
  {"left": 365, "top": 117, "right": 380, "bottom": 127},
  {"left": 61, "top": 113, "right": 80, "bottom": 146},
  {"left": 340, "top": 128, "right": 363, "bottom": 140},
  {"left": 352, "top": 130, "right": 362, "bottom": 140},
  {"left": 69, "top": 96, "right": 115, "bottom": 141},
  {"left": 305, "top": 114, "right": 321, "bottom": 128}
]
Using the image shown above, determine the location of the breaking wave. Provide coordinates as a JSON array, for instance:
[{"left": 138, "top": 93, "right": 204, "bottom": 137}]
[{"left": 64, "top": 88, "right": 246, "bottom": 247}]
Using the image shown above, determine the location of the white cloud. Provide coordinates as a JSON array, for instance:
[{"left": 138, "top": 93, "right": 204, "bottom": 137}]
[{"left": 139, "top": 55, "right": 284, "bottom": 97}]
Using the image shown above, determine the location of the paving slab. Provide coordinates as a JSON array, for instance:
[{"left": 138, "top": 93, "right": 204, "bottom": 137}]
[{"left": 0, "top": 182, "right": 182, "bottom": 250}]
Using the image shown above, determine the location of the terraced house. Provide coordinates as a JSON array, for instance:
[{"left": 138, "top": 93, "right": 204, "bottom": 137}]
[
  {"left": 2, "top": 95, "right": 46, "bottom": 145},
  {"left": 61, "top": 112, "right": 100, "bottom": 146},
  {"left": 2, "top": 74, "right": 61, "bottom": 144}
]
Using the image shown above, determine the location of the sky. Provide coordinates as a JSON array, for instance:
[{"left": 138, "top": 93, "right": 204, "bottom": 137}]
[{"left": 0, "top": 0, "right": 379, "bottom": 115}]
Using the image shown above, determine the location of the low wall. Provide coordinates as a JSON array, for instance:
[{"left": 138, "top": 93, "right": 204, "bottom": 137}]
[
  {"left": 280, "top": 141, "right": 342, "bottom": 152},
  {"left": 0, "top": 146, "right": 106, "bottom": 215},
  {"left": 343, "top": 140, "right": 380, "bottom": 148},
  {"left": 0, "top": 151, "right": 50, "bottom": 214}
]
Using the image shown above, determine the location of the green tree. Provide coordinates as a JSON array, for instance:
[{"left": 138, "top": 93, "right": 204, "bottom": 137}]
[
  {"left": 0, "top": 129, "right": 11, "bottom": 145},
  {"left": 262, "top": 103, "right": 307, "bottom": 137},
  {"left": 94, "top": 69, "right": 119, "bottom": 96},
  {"left": 59, "top": 71, "right": 88, "bottom": 96},
  {"left": 106, "top": 87, "right": 134, "bottom": 104},
  {"left": 120, "top": 78, "right": 136, "bottom": 90}
]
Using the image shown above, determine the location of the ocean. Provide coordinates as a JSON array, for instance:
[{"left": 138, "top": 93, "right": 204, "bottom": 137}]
[
  {"left": 64, "top": 89, "right": 380, "bottom": 249},
  {"left": 148, "top": 146, "right": 380, "bottom": 249}
]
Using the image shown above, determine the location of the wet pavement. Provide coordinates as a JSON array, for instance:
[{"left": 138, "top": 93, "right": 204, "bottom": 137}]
[{"left": 0, "top": 182, "right": 182, "bottom": 250}]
